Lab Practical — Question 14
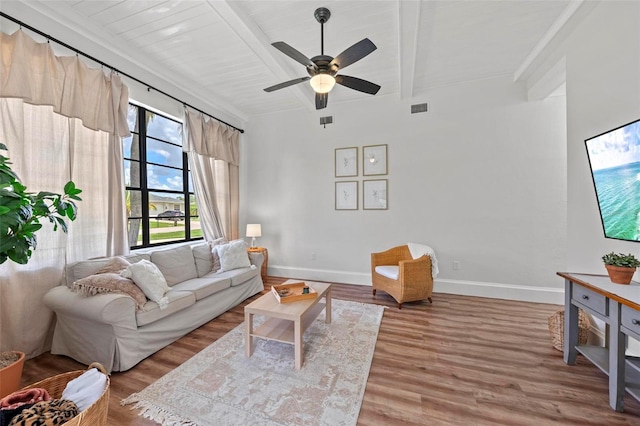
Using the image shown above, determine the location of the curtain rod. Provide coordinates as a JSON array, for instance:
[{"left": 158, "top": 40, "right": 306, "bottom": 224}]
[{"left": 0, "top": 11, "right": 245, "bottom": 134}]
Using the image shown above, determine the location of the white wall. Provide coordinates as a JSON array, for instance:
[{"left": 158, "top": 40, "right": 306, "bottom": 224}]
[
  {"left": 242, "top": 75, "right": 567, "bottom": 304},
  {"left": 565, "top": 1, "right": 640, "bottom": 274}
]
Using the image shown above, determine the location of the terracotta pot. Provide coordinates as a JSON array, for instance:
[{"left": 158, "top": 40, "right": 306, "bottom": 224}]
[
  {"left": 605, "top": 264, "right": 636, "bottom": 285},
  {"left": 0, "top": 351, "right": 25, "bottom": 398}
]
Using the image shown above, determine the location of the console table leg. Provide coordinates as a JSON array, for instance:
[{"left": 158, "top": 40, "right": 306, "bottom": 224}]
[
  {"left": 564, "top": 279, "right": 579, "bottom": 365},
  {"left": 609, "top": 301, "right": 625, "bottom": 412}
]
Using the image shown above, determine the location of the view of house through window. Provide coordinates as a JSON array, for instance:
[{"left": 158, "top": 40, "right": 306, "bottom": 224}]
[{"left": 124, "top": 104, "right": 202, "bottom": 248}]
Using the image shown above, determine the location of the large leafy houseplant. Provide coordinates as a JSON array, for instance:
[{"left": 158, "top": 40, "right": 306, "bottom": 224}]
[
  {"left": 0, "top": 142, "right": 82, "bottom": 396},
  {"left": 0, "top": 142, "right": 82, "bottom": 264}
]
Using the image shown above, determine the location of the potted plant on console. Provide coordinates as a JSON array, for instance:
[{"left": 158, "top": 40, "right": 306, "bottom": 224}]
[
  {"left": 602, "top": 251, "right": 640, "bottom": 285},
  {"left": 0, "top": 142, "right": 82, "bottom": 397}
]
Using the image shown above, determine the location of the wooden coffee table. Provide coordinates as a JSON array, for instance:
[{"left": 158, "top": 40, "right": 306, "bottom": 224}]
[{"left": 244, "top": 281, "right": 331, "bottom": 369}]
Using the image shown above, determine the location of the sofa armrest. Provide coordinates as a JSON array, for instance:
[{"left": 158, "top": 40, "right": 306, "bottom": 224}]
[{"left": 44, "top": 286, "right": 138, "bottom": 330}]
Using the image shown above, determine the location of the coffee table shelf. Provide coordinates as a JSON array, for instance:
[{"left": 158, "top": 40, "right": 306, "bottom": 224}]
[{"left": 251, "top": 303, "right": 326, "bottom": 344}]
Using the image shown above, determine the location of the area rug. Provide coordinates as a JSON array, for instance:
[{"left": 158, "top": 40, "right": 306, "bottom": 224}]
[{"left": 121, "top": 299, "right": 384, "bottom": 426}]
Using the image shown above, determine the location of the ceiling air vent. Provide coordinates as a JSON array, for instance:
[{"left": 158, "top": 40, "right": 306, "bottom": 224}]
[
  {"left": 320, "top": 116, "right": 333, "bottom": 128},
  {"left": 411, "top": 103, "right": 428, "bottom": 114}
]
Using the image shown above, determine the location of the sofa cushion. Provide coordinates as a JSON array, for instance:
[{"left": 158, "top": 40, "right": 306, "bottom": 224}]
[
  {"left": 122, "top": 260, "right": 170, "bottom": 309},
  {"left": 151, "top": 245, "right": 198, "bottom": 286},
  {"left": 65, "top": 253, "right": 151, "bottom": 288},
  {"left": 210, "top": 266, "right": 259, "bottom": 287},
  {"left": 191, "top": 243, "right": 213, "bottom": 277},
  {"left": 170, "top": 276, "right": 232, "bottom": 300},
  {"left": 95, "top": 256, "right": 130, "bottom": 274},
  {"left": 215, "top": 240, "right": 251, "bottom": 272},
  {"left": 136, "top": 290, "right": 196, "bottom": 327}
]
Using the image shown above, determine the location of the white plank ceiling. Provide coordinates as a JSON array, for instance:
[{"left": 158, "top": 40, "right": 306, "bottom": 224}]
[{"left": 1, "top": 0, "right": 578, "bottom": 124}]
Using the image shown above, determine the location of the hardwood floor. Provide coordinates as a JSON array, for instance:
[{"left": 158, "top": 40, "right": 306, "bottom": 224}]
[{"left": 21, "top": 277, "right": 640, "bottom": 425}]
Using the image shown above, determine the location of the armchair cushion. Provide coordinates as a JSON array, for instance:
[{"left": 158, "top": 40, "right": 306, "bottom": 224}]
[{"left": 374, "top": 266, "right": 399, "bottom": 280}]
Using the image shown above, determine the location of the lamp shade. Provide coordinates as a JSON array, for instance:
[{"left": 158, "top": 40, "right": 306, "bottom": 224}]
[
  {"left": 309, "top": 74, "right": 336, "bottom": 94},
  {"left": 246, "top": 224, "right": 262, "bottom": 238}
]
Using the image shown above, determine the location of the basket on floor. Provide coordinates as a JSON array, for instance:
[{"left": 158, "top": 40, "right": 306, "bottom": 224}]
[
  {"left": 548, "top": 309, "right": 591, "bottom": 352},
  {"left": 19, "top": 362, "right": 110, "bottom": 426}
]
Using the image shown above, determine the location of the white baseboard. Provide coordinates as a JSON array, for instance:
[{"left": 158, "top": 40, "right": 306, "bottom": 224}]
[
  {"left": 268, "top": 265, "right": 372, "bottom": 286},
  {"left": 268, "top": 265, "right": 565, "bottom": 305}
]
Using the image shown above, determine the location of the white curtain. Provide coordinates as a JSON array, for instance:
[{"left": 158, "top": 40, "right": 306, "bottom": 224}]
[
  {"left": 0, "top": 30, "right": 130, "bottom": 357},
  {"left": 184, "top": 107, "right": 240, "bottom": 241}
]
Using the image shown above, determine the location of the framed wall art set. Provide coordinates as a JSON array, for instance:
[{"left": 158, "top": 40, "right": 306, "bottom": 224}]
[{"left": 334, "top": 144, "right": 388, "bottom": 210}]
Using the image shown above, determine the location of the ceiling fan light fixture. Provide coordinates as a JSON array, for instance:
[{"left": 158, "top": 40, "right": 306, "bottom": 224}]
[{"left": 310, "top": 74, "right": 335, "bottom": 93}]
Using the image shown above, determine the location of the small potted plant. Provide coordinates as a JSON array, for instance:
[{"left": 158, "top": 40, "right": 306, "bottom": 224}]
[{"left": 602, "top": 252, "right": 640, "bottom": 284}]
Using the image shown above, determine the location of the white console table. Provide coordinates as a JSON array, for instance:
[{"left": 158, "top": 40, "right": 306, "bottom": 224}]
[{"left": 559, "top": 272, "right": 640, "bottom": 412}]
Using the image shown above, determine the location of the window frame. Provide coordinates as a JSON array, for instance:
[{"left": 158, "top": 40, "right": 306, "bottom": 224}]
[{"left": 125, "top": 103, "right": 201, "bottom": 249}]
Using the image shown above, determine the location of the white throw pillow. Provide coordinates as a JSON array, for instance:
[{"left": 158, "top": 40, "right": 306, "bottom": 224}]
[
  {"left": 215, "top": 239, "right": 251, "bottom": 272},
  {"left": 121, "top": 260, "right": 170, "bottom": 309}
]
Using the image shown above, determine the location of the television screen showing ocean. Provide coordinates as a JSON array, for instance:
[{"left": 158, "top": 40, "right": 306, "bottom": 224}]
[{"left": 592, "top": 161, "right": 640, "bottom": 241}]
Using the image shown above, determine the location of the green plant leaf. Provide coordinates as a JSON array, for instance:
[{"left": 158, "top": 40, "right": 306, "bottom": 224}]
[{"left": 0, "top": 148, "right": 81, "bottom": 265}]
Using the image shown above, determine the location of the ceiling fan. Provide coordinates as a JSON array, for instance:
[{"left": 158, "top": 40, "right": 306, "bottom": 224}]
[{"left": 264, "top": 7, "right": 381, "bottom": 110}]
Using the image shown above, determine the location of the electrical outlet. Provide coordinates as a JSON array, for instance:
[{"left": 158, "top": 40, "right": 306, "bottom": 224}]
[
  {"left": 452, "top": 260, "right": 461, "bottom": 271},
  {"left": 311, "top": 252, "right": 316, "bottom": 260}
]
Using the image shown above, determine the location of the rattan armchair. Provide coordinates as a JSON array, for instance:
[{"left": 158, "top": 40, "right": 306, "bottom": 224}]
[{"left": 371, "top": 245, "right": 433, "bottom": 309}]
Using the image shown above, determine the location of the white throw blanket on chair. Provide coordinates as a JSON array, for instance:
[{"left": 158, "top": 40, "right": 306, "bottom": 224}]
[{"left": 407, "top": 243, "right": 439, "bottom": 279}]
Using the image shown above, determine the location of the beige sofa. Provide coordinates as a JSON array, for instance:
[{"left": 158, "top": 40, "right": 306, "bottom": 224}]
[{"left": 43, "top": 242, "right": 264, "bottom": 372}]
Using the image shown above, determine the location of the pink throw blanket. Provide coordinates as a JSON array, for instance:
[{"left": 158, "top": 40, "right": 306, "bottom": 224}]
[{"left": 0, "top": 388, "right": 50, "bottom": 410}]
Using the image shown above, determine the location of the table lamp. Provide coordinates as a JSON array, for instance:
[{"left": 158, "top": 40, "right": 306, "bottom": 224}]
[{"left": 246, "top": 224, "right": 261, "bottom": 248}]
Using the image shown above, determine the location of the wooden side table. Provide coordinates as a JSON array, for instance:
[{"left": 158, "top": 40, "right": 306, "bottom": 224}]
[{"left": 247, "top": 247, "right": 268, "bottom": 280}]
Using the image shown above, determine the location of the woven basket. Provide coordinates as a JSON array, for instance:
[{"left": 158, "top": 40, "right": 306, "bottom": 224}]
[
  {"left": 548, "top": 310, "right": 591, "bottom": 351},
  {"left": 19, "top": 362, "right": 110, "bottom": 426}
]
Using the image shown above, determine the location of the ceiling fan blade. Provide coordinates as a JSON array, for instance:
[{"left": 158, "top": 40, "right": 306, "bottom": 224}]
[
  {"left": 271, "top": 42, "right": 317, "bottom": 69},
  {"left": 315, "top": 92, "right": 328, "bottom": 110},
  {"left": 335, "top": 75, "right": 381, "bottom": 95},
  {"left": 329, "top": 38, "right": 377, "bottom": 70},
  {"left": 264, "top": 77, "right": 310, "bottom": 92}
]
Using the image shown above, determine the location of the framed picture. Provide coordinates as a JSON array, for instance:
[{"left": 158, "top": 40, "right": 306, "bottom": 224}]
[
  {"left": 363, "top": 144, "right": 388, "bottom": 176},
  {"left": 335, "top": 181, "right": 358, "bottom": 210},
  {"left": 363, "top": 179, "right": 388, "bottom": 210},
  {"left": 335, "top": 147, "right": 358, "bottom": 177}
]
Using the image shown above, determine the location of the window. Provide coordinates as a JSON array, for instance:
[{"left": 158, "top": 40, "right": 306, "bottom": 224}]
[{"left": 124, "top": 104, "right": 201, "bottom": 248}]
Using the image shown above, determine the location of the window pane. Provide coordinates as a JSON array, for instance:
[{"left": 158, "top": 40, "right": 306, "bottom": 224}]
[
  {"left": 149, "top": 192, "right": 185, "bottom": 219},
  {"left": 190, "top": 217, "right": 202, "bottom": 239},
  {"left": 127, "top": 104, "right": 138, "bottom": 132},
  {"left": 126, "top": 190, "right": 143, "bottom": 219},
  {"left": 127, "top": 218, "right": 143, "bottom": 247},
  {"left": 147, "top": 164, "right": 183, "bottom": 191},
  {"left": 150, "top": 222, "right": 185, "bottom": 244},
  {"left": 146, "top": 138, "right": 183, "bottom": 168},
  {"left": 188, "top": 170, "right": 194, "bottom": 192},
  {"left": 123, "top": 134, "right": 140, "bottom": 160},
  {"left": 146, "top": 112, "right": 182, "bottom": 146},
  {"left": 189, "top": 194, "right": 198, "bottom": 217},
  {"left": 125, "top": 159, "right": 141, "bottom": 188}
]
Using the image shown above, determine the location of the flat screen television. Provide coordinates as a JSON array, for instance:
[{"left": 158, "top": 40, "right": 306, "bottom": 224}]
[{"left": 585, "top": 118, "right": 640, "bottom": 242}]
